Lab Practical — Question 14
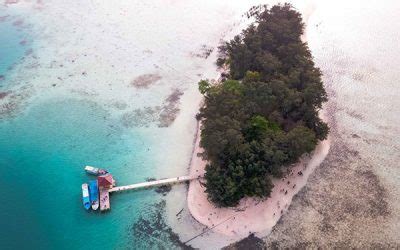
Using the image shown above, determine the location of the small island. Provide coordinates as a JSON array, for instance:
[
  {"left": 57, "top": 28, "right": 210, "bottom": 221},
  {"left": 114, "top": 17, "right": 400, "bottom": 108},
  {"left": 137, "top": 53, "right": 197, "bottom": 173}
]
[
  {"left": 187, "top": 4, "right": 330, "bottom": 238},
  {"left": 197, "top": 3, "right": 329, "bottom": 207}
]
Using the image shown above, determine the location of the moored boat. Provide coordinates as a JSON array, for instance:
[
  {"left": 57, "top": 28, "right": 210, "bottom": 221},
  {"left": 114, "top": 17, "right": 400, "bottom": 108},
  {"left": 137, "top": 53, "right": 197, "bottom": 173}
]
[
  {"left": 89, "top": 180, "right": 99, "bottom": 210},
  {"left": 81, "top": 183, "right": 91, "bottom": 210},
  {"left": 84, "top": 165, "right": 108, "bottom": 176}
]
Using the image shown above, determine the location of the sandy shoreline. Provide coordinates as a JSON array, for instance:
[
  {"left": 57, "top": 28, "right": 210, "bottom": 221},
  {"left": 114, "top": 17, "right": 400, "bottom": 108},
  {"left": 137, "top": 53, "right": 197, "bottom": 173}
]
[
  {"left": 187, "top": 111, "right": 330, "bottom": 236},
  {"left": 186, "top": 1, "right": 331, "bottom": 237}
]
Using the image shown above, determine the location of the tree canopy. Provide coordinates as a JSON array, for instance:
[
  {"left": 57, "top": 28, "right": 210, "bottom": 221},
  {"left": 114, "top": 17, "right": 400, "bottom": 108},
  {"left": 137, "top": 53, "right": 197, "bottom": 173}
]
[{"left": 198, "top": 3, "right": 329, "bottom": 207}]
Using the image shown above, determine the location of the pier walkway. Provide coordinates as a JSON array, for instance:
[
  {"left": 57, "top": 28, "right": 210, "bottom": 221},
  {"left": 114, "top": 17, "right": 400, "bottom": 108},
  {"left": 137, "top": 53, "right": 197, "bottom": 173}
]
[
  {"left": 99, "top": 188, "right": 110, "bottom": 211},
  {"left": 109, "top": 175, "right": 199, "bottom": 193}
]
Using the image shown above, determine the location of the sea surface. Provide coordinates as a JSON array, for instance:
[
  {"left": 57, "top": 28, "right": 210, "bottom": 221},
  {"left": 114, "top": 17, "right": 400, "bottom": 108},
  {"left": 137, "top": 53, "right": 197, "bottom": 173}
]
[{"left": 1, "top": 0, "right": 399, "bottom": 249}]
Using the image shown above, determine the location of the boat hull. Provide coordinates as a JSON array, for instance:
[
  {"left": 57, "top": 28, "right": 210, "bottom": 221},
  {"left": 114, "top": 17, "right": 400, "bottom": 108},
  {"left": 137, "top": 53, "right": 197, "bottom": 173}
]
[
  {"left": 91, "top": 201, "right": 99, "bottom": 210},
  {"left": 85, "top": 166, "right": 108, "bottom": 176},
  {"left": 89, "top": 180, "right": 99, "bottom": 211},
  {"left": 82, "top": 183, "right": 91, "bottom": 210}
]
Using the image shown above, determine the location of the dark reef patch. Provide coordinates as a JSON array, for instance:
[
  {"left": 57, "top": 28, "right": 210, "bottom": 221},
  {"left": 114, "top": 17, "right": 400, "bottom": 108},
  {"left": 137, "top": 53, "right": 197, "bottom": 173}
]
[
  {"left": 158, "top": 88, "right": 183, "bottom": 127},
  {"left": 155, "top": 185, "right": 172, "bottom": 196},
  {"left": 121, "top": 89, "right": 183, "bottom": 128},
  {"left": 121, "top": 106, "right": 161, "bottom": 127},
  {"left": 130, "top": 200, "right": 193, "bottom": 249},
  {"left": 0, "top": 92, "right": 9, "bottom": 99},
  {"left": 190, "top": 44, "right": 214, "bottom": 59},
  {"left": 223, "top": 234, "right": 264, "bottom": 250},
  {"left": 346, "top": 109, "right": 364, "bottom": 121},
  {"left": 130, "top": 73, "right": 162, "bottom": 89}
]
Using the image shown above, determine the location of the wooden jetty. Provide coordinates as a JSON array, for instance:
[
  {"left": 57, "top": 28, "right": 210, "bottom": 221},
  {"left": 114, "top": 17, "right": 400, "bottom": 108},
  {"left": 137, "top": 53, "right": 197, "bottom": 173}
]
[
  {"left": 97, "top": 175, "right": 200, "bottom": 211},
  {"left": 109, "top": 175, "right": 197, "bottom": 193},
  {"left": 82, "top": 168, "right": 201, "bottom": 211},
  {"left": 99, "top": 188, "right": 110, "bottom": 211}
]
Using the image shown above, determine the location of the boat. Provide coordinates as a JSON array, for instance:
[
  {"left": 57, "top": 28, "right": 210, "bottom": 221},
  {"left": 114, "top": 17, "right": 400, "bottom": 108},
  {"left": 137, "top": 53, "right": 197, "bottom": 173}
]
[
  {"left": 84, "top": 165, "right": 108, "bottom": 176},
  {"left": 81, "top": 183, "right": 91, "bottom": 210},
  {"left": 89, "top": 180, "right": 99, "bottom": 210}
]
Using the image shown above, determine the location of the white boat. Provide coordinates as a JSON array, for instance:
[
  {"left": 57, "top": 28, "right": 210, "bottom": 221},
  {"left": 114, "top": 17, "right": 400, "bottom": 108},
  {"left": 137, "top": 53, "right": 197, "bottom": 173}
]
[{"left": 84, "top": 165, "right": 108, "bottom": 176}]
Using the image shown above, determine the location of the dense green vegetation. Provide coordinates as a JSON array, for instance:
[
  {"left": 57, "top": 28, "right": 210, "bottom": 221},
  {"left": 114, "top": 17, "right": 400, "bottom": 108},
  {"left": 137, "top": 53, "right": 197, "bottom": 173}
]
[{"left": 197, "top": 4, "right": 329, "bottom": 207}]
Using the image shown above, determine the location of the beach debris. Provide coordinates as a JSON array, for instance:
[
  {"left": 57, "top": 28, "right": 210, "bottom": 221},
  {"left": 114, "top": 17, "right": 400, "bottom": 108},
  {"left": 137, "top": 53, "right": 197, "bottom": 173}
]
[
  {"left": 298, "top": 171, "right": 303, "bottom": 176},
  {"left": 176, "top": 208, "right": 184, "bottom": 217}
]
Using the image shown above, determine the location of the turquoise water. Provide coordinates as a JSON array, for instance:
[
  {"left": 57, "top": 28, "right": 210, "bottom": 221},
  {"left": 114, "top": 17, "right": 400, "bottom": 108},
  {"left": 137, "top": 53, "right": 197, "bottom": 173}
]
[
  {"left": 0, "top": 16, "right": 189, "bottom": 249},
  {"left": 0, "top": 18, "right": 27, "bottom": 86},
  {"left": 0, "top": 98, "right": 181, "bottom": 249}
]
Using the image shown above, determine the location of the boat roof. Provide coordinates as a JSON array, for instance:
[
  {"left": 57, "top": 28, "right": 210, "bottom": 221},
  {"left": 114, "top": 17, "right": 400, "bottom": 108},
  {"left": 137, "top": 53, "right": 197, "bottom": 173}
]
[
  {"left": 89, "top": 180, "right": 98, "bottom": 186},
  {"left": 98, "top": 174, "right": 114, "bottom": 187},
  {"left": 85, "top": 166, "right": 96, "bottom": 171}
]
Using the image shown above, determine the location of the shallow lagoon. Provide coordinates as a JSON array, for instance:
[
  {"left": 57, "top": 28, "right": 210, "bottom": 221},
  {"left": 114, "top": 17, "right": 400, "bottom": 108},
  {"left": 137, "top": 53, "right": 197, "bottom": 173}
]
[
  {"left": 0, "top": 98, "right": 169, "bottom": 249},
  {"left": 0, "top": 1, "right": 256, "bottom": 248},
  {"left": 0, "top": 16, "right": 27, "bottom": 87}
]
